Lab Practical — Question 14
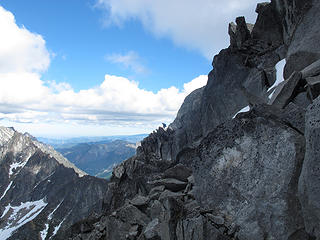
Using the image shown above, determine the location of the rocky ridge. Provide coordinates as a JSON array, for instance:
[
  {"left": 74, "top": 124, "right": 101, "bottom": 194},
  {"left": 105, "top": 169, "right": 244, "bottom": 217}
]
[{"left": 69, "top": 0, "right": 320, "bottom": 239}]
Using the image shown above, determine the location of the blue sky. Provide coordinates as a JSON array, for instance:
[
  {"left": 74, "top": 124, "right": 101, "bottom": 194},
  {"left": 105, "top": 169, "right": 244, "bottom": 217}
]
[
  {"left": 0, "top": 0, "right": 259, "bottom": 137},
  {"left": 1, "top": 0, "right": 210, "bottom": 91}
]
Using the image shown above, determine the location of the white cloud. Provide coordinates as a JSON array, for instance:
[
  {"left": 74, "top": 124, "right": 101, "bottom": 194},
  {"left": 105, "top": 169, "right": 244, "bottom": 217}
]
[
  {"left": 106, "top": 51, "right": 147, "bottom": 74},
  {"left": 1, "top": 74, "right": 207, "bottom": 125},
  {"left": 96, "top": 0, "right": 260, "bottom": 59},
  {"left": 183, "top": 75, "right": 208, "bottom": 94},
  {"left": 0, "top": 6, "right": 50, "bottom": 73},
  {"left": 0, "top": 6, "right": 208, "bottom": 136}
]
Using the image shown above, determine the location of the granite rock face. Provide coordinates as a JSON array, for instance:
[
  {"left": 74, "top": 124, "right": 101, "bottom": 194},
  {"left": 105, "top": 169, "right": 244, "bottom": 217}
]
[
  {"left": 282, "top": 0, "right": 318, "bottom": 79},
  {"left": 299, "top": 96, "right": 320, "bottom": 238},
  {"left": 178, "top": 111, "right": 306, "bottom": 240},
  {"left": 68, "top": 0, "right": 320, "bottom": 239}
]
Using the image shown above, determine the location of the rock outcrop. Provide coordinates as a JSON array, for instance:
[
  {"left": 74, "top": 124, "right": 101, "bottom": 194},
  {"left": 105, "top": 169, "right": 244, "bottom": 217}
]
[
  {"left": 299, "top": 96, "right": 320, "bottom": 237},
  {"left": 68, "top": 0, "right": 320, "bottom": 239}
]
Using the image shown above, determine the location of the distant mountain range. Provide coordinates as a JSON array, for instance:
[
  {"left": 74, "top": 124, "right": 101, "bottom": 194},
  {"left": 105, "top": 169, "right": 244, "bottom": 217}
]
[
  {"left": 56, "top": 140, "right": 138, "bottom": 179},
  {"left": 37, "top": 134, "right": 148, "bottom": 149}
]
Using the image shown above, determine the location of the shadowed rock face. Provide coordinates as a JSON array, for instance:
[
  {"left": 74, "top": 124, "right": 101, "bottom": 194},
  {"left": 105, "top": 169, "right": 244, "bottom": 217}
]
[
  {"left": 178, "top": 110, "right": 306, "bottom": 239},
  {"left": 67, "top": 0, "right": 320, "bottom": 239},
  {"left": 281, "top": 0, "right": 318, "bottom": 79},
  {"left": 299, "top": 96, "right": 320, "bottom": 237}
]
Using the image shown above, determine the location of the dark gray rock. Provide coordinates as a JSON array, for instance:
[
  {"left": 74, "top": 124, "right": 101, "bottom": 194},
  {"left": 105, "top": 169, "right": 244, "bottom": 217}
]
[
  {"left": 273, "top": 0, "right": 313, "bottom": 46},
  {"left": 284, "top": 52, "right": 319, "bottom": 80},
  {"left": 306, "top": 75, "right": 320, "bottom": 86},
  {"left": 229, "top": 17, "right": 252, "bottom": 49},
  {"left": 144, "top": 218, "right": 160, "bottom": 239},
  {"left": 176, "top": 215, "right": 204, "bottom": 240},
  {"left": 292, "top": 92, "right": 312, "bottom": 109},
  {"left": 252, "top": 1, "right": 283, "bottom": 46},
  {"left": 130, "top": 195, "right": 149, "bottom": 207},
  {"left": 283, "top": 0, "right": 319, "bottom": 79},
  {"left": 298, "top": 96, "right": 320, "bottom": 238},
  {"left": 206, "top": 214, "right": 225, "bottom": 225},
  {"left": 301, "top": 59, "right": 320, "bottom": 79},
  {"left": 158, "top": 190, "right": 184, "bottom": 200},
  {"left": 242, "top": 68, "right": 270, "bottom": 102},
  {"left": 200, "top": 50, "right": 250, "bottom": 135},
  {"left": 149, "top": 178, "right": 188, "bottom": 192},
  {"left": 167, "top": 86, "right": 205, "bottom": 159},
  {"left": 149, "top": 185, "right": 165, "bottom": 196},
  {"left": 162, "top": 164, "right": 192, "bottom": 182},
  {"left": 281, "top": 102, "right": 306, "bottom": 134},
  {"left": 270, "top": 71, "right": 302, "bottom": 109},
  {"left": 178, "top": 112, "right": 306, "bottom": 240}
]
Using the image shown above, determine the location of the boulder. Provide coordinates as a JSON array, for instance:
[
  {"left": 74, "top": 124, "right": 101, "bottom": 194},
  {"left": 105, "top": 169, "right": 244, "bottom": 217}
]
[
  {"left": 281, "top": 102, "right": 306, "bottom": 134},
  {"left": 206, "top": 214, "right": 225, "bottom": 225},
  {"left": 149, "top": 185, "right": 165, "bottom": 196},
  {"left": 144, "top": 218, "right": 160, "bottom": 240},
  {"left": 162, "top": 164, "right": 192, "bottom": 182},
  {"left": 301, "top": 59, "right": 320, "bottom": 79},
  {"left": 178, "top": 112, "right": 306, "bottom": 240},
  {"left": 298, "top": 96, "right": 320, "bottom": 238},
  {"left": 130, "top": 195, "right": 149, "bottom": 207},
  {"left": 116, "top": 203, "right": 150, "bottom": 226},
  {"left": 149, "top": 178, "right": 188, "bottom": 192},
  {"left": 269, "top": 71, "right": 302, "bottom": 109},
  {"left": 306, "top": 75, "right": 320, "bottom": 86},
  {"left": 159, "top": 190, "right": 184, "bottom": 200},
  {"left": 292, "top": 92, "right": 312, "bottom": 109},
  {"left": 176, "top": 215, "right": 204, "bottom": 240}
]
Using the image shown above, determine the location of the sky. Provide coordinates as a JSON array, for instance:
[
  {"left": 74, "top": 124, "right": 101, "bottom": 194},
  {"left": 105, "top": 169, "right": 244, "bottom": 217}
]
[{"left": 0, "top": 0, "right": 260, "bottom": 138}]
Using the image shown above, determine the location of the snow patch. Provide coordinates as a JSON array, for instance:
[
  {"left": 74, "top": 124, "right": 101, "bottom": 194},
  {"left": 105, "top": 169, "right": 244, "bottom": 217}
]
[
  {"left": 52, "top": 219, "right": 65, "bottom": 237},
  {"left": 40, "top": 200, "right": 64, "bottom": 240},
  {"left": 1, "top": 204, "right": 12, "bottom": 218},
  {"left": 267, "top": 59, "right": 286, "bottom": 97},
  {"left": 0, "top": 127, "right": 14, "bottom": 146},
  {"left": 0, "top": 181, "right": 13, "bottom": 201},
  {"left": 0, "top": 199, "right": 47, "bottom": 240},
  {"left": 8, "top": 153, "right": 31, "bottom": 177},
  {"left": 233, "top": 106, "right": 250, "bottom": 119},
  {"left": 40, "top": 223, "right": 49, "bottom": 240},
  {"left": 51, "top": 211, "right": 71, "bottom": 238},
  {"left": 33, "top": 171, "right": 55, "bottom": 190},
  {"left": 48, "top": 200, "right": 63, "bottom": 220}
]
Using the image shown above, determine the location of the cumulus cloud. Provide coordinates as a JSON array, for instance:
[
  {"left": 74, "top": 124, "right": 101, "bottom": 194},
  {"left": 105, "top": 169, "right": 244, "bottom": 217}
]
[
  {"left": 0, "top": 6, "right": 208, "bottom": 134},
  {"left": 106, "top": 51, "right": 147, "bottom": 74},
  {"left": 1, "top": 73, "right": 207, "bottom": 126},
  {"left": 183, "top": 75, "right": 208, "bottom": 94},
  {"left": 0, "top": 6, "right": 50, "bottom": 73},
  {"left": 96, "top": 0, "right": 260, "bottom": 59}
]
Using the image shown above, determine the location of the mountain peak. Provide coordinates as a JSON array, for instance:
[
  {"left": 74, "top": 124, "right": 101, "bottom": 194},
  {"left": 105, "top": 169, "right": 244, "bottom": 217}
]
[
  {"left": 0, "top": 126, "right": 86, "bottom": 177},
  {"left": 0, "top": 126, "right": 15, "bottom": 146}
]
